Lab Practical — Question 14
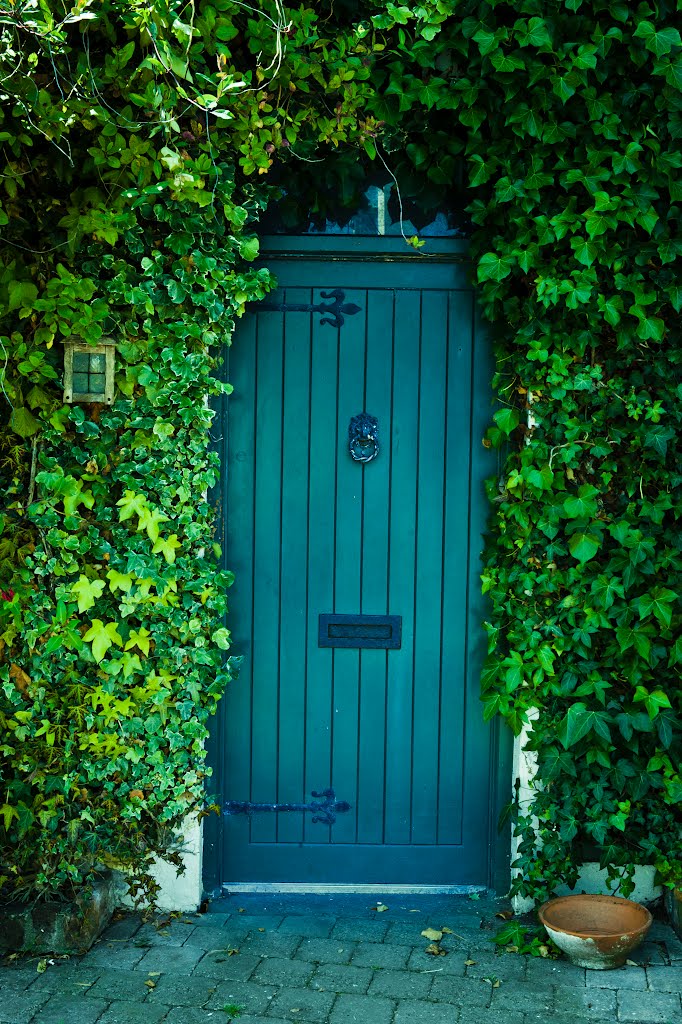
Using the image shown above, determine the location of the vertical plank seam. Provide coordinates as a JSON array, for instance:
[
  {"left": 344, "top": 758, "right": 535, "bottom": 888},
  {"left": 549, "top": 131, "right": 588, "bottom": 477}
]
[
  {"left": 460, "top": 289, "right": 476, "bottom": 838},
  {"left": 382, "top": 288, "right": 396, "bottom": 846},
  {"left": 329, "top": 293, "right": 341, "bottom": 843},
  {"left": 436, "top": 290, "right": 450, "bottom": 847},
  {"left": 248, "top": 313, "right": 259, "bottom": 847},
  {"left": 356, "top": 290, "right": 369, "bottom": 843},
  {"left": 410, "top": 289, "right": 423, "bottom": 845},
  {"left": 275, "top": 293, "right": 286, "bottom": 842},
  {"left": 302, "top": 292, "right": 313, "bottom": 846}
]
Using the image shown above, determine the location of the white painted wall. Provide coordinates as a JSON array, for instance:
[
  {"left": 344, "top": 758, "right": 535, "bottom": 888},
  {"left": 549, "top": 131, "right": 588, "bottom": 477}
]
[
  {"left": 510, "top": 716, "right": 660, "bottom": 911},
  {"left": 116, "top": 818, "right": 204, "bottom": 913}
]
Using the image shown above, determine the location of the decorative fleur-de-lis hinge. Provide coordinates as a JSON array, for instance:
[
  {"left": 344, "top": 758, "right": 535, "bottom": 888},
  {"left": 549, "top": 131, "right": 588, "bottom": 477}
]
[
  {"left": 222, "top": 788, "right": 351, "bottom": 826},
  {"left": 256, "top": 289, "right": 361, "bottom": 329}
]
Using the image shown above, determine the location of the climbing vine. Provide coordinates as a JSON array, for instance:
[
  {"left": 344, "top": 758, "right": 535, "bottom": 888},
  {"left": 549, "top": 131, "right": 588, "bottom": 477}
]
[{"left": 0, "top": 0, "right": 680, "bottom": 903}]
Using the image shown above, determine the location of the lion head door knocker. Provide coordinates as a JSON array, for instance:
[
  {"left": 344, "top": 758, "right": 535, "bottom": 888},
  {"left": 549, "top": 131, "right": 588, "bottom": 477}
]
[{"left": 348, "top": 412, "right": 379, "bottom": 464}]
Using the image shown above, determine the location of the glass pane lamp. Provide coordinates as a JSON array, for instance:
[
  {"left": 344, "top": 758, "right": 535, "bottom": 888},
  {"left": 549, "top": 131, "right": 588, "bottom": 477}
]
[{"left": 63, "top": 337, "right": 116, "bottom": 404}]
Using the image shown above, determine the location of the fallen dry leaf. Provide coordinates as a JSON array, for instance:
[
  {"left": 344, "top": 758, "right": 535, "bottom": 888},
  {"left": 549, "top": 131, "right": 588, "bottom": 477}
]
[
  {"left": 10, "top": 663, "right": 30, "bottom": 693},
  {"left": 36, "top": 960, "right": 47, "bottom": 974},
  {"left": 148, "top": 971, "right": 161, "bottom": 977},
  {"left": 144, "top": 980, "right": 156, "bottom": 989},
  {"left": 374, "top": 903, "right": 388, "bottom": 913},
  {"left": 238, "top": 908, "right": 246, "bottom": 913},
  {"left": 440, "top": 926, "right": 454, "bottom": 934},
  {"left": 258, "top": 928, "right": 265, "bottom": 932},
  {"left": 227, "top": 948, "right": 240, "bottom": 956},
  {"left": 464, "top": 959, "right": 477, "bottom": 966},
  {"left": 421, "top": 928, "right": 443, "bottom": 942},
  {"left": 495, "top": 910, "right": 514, "bottom": 921},
  {"left": 425, "top": 943, "right": 448, "bottom": 957},
  {"left": 408, "top": 909, "right": 421, "bottom": 913},
  {"left": 538, "top": 945, "right": 550, "bottom": 958}
]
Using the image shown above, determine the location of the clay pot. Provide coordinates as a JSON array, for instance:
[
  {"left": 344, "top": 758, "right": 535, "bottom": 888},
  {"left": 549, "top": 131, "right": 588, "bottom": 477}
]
[{"left": 538, "top": 894, "right": 652, "bottom": 970}]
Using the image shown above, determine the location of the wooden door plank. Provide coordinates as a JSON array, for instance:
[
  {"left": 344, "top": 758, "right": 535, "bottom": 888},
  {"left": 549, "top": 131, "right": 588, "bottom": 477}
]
[
  {"left": 276, "top": 293, "right": 313, "bottom": 844},
  {"left": 462, "top": 296, "right": 497, "bottom": 854},
  {"left": 356, "top": 289, "right": 393, "bottom": 846},
  {"left": 249, "top": 305, "right": 285, "bottom": 847},
  {"left": 384, "top": 289, "right": 420, "bottom": 847},
  {"left": 223, "top": 316, "right": 257, "bottom": 860},
  {"left": 437, "top": 290, "right": 473, "bottom": 846},
  {"left": 410, "top": 291, "right": 448, "bottom": 847},
  {"left": 330, "top": 290, "right": 366, "bottom": 847},
  {"left": 303, "top": 308, "right": 339, "bottom": 847}
]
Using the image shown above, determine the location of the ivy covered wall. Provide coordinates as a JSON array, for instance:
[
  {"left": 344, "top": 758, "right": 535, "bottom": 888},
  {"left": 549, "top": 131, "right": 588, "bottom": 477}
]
[{"left": 0, "top": 0, "right": 680, "bottom": 904}]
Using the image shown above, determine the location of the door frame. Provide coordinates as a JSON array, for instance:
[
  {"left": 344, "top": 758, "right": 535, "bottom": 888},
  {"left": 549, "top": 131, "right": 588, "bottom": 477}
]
[{"left": 203, "top": 235, "right": 513, "bottom": 896}]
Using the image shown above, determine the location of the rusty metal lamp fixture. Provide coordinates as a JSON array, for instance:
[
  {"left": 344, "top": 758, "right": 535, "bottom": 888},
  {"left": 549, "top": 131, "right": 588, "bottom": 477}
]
[{"left": 63, "top": 337, "right": 116, "bottom": 405}]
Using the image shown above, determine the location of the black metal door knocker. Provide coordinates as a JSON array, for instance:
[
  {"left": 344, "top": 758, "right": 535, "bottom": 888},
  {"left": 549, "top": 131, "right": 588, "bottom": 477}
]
[{"left": 348, "top": 412, "right": 379, "bottom": 464}]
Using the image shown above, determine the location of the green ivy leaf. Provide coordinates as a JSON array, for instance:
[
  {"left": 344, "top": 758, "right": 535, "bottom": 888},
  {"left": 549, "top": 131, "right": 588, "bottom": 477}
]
[
  {"left": 559, "top": 702, "right": 611, "bottom": 748},
  {"left": 83, "top": 619, "right": 124, "bottom": 663},
  {"left": 597, "top": 294, "right": 624, "bottom": 326},
  {"left": 107, "top": 570, "right": 134, "bottom": 593},
  {"left": 477, "top": 252, "right": 514, "bottom": 282},
  {"left": 633, "top": 686, "right": 672, "bottom": 719},
  {"left": 152, "top": 534, "right": 182, "bottom": 564},
  {"left": 563, "top": 485, "right": 599, "bottom": 519},
  {"left": 668, "top": 637, "right": 682, "bottom": 667},
  {"left": 494, "top": 407, "right": 520, "bottom": 435},
  {"left": 568, "top": 532, "right": 601, "bottom": 562},
  {"left": 71, "top": 576, "right": 106, "bottom": 613},
  {"left": 634, "top": 21, "right": 681, "bottom": 56},
  {"left": 239, "top": 236, "right": 260, "bottom": 261},
  {"left": 515, "top": 17, "right": 551, "bottom": 48},
  {"left": 643, "top": 427, "right": 675, "bottom": 461},
  {"left": 117, "top": 490, "right": 149, "bottom": 523},
  {"left": 9, "top": 407, "right": 40, "bottom": 438},
  {"left": 635, "top": 588, "right": 677, "bottom": 628},
  {"left": 590, "top": 575, "right": 624, "bottom": 610},
  {"left": 570, "top": 236, "right": 598, "bottom": 267},
  {"left": 125, "top": 627, "right": 152, "bottom": 656},
  {"left": 490, "top": 52, "right": 525, "bottom": 73}
]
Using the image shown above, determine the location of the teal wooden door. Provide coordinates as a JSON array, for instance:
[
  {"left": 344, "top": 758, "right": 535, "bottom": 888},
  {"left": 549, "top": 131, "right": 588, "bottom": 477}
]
[{"left": 217, "top": 237, "right": 494, "bottom": 886}]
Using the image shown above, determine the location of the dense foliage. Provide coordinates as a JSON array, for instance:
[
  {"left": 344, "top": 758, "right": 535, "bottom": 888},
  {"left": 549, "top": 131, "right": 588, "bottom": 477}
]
[{"left": 0, "top": 0, "right": 679, "bottom": 903}]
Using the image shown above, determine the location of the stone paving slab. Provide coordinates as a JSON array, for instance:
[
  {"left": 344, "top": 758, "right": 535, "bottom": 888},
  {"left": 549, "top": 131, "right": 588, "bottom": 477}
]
[
  {"left": 2, "top": 893, "right": 682, "bottom": 1024},
  {"left": 309, "top": 961, "right": 372, "bottom": 994},
  {"left": 204, "top": 979, "right": 276, "bottom": 1013},
  {"left": 617, "top": 989, "right": 682, "bottom": 1022},
  {"left": 394, "top": 999, "right": 458, "bottom": 1024},
  {"left": 295, "top": 938, "right": 356, "bottom": 965},
  {"left": 96, "top": 1002, "right": 169, "bottom": 1024},
  {"left": 350, "top": 941, "right": 412, "bottom": 969},
  {"left": 30, "top": 994, "right": 108, "bottom": 1024}
]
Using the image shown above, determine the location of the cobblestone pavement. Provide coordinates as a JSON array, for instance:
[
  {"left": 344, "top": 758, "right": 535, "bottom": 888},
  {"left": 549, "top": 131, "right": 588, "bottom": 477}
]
[{"left": 2, "top": 893, "right": 682, "bottom": 1024}]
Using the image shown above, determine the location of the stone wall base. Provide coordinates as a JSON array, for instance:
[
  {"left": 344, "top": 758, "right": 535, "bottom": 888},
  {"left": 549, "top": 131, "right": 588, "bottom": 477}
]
[{"left": 0, "top": 873, "right": 117, "bottom": 954}]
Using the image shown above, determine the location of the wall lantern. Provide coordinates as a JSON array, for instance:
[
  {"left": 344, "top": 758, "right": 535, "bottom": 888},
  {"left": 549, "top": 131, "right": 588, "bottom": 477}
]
[{"left": 63, "top": 337, "right": 116, "bottom": 405}]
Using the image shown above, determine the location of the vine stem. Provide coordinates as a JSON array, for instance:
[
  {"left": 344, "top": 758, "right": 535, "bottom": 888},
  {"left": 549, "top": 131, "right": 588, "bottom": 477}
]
[{"left": 27, "top": 436, "right": 39, "bottom": 506}]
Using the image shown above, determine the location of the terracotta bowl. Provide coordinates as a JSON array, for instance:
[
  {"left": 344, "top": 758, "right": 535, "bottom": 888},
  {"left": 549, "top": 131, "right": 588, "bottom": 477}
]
[{"left": 538, "top": 894, "right": 652, "bottom": 970}]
